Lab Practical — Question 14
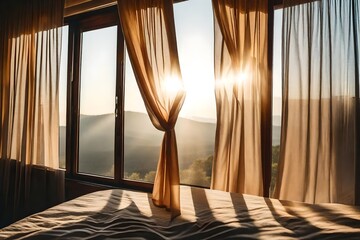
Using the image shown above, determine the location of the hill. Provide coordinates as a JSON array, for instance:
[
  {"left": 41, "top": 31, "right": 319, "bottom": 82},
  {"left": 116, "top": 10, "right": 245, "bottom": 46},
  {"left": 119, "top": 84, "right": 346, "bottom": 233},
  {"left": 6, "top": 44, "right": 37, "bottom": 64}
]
[
  {"left": 59, "top": 111, "right": 282, "bottom": 177},
  {"left": 59, "top": 111, "right": 216, "bottom": 176}
]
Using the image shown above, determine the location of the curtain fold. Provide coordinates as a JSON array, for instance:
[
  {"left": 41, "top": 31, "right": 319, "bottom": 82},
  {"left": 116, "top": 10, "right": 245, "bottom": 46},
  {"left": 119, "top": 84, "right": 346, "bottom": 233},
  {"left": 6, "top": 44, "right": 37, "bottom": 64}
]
[
  {"left": 117, "top": 0, "right": 185, "bottom": 217},
  {"left": 211, "top": 0, "right": 268, "bottom": 195},
  {"left": 274, "top": 0, "right": 360, "bottom": 204},
  {"left": 0, "top": 0, "right": 65, "bottom": 227}
]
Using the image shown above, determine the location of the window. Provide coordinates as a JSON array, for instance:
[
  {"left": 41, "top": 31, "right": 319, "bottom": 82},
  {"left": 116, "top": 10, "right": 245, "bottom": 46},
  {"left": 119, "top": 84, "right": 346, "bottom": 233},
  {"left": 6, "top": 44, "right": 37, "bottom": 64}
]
[
  {"left": 122, "top": 0, "right": 216, "bottom": 187},
  {"left": 270, "top": 9, "right": 283, "bottom": 195},
  {"left": 62, "top": 3, "right": 281, "bottom": 193},
  {"left": 65, "top": 7, "right": 123, "bottom": 185},
  {"left": 78, "top": 26, "right": 118, "bottom": 178},
  {"left": 123, "top": 52, "right": 161, "bottom": 182},
  {"left": 59, "top": 25, "right": 69, "bottom": 169},
  {"left": 174, "top": 0, "right": 215, "bottom": 187}
]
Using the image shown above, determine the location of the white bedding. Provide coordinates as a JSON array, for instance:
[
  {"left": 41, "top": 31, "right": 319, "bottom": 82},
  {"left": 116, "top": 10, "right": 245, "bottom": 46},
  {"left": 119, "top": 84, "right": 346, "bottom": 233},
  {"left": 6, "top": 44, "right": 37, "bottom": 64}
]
[{"left": 1, "top": 186, "right": 360, "bottom": 239}]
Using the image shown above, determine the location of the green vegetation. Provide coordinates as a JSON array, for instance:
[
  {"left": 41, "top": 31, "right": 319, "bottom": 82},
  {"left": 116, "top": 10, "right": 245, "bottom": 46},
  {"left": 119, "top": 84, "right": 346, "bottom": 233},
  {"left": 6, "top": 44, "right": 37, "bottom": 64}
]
[
  {"left": 60, "top": 112, "right": 281, "bottom": 191},
  {"left": 144, "top": 171, "right": 156, "bottom": 182},
  {"left": 127, "top": 172, "right": 141, "bottom": 181},
  {"left": 180, "top": 156, "right": 212, "bottom": 187},
  {"left": 124, "top": 155, "right": 213, "bottom": 188},
  {"left": 124, "top": 146, "right": 281, "bottom": 192},
  {"left": 270, "top": 145, "right": 280, "bottom": 196}
]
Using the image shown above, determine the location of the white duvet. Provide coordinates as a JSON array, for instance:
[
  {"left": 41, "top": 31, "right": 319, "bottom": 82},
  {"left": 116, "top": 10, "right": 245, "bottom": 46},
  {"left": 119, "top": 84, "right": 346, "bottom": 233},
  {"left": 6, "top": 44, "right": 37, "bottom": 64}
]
[{"left": 1, "top": 186, "right": 360, "bottom": 239}]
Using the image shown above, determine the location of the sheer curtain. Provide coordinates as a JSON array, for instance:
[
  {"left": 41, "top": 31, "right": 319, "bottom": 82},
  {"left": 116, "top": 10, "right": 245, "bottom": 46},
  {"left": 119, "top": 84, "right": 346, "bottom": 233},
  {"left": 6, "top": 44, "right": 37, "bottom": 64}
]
[
  {"left": 0, "top": 0, "right": 65, "bottom": 227},
  {"left": 274, "top": 0, "right": 360, "bottom": 204},
  {"left": 117, "top": 0, "right": 185, "bottom": 217},
  {"left": 211, "top": 0, "right": 268, "bottom": 195}
]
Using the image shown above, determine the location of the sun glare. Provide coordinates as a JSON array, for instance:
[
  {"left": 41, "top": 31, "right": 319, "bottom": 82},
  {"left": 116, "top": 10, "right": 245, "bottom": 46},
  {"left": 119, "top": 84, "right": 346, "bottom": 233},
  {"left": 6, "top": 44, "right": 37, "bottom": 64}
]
[
  {"left": 235, "top": 71, "right": 248, "bottom": 85},
  {"left": 216, "top": 69, "right": 250, "bottom": 88},
  {"left": 163, "top": 75, "right": 184, "bottom": 96}
]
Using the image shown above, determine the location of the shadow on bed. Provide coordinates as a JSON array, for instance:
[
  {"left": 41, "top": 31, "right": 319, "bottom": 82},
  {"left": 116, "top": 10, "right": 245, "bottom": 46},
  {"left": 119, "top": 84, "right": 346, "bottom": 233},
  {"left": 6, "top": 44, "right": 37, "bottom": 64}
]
[
  {"left": 265, "top": 198, "right": 360, "bottom": 239},
  {"left": 302, "top": 204, "right": 360, "bottom": 228},
  {"left": 264, "top": 198, "right": 321, "bottom": 235},
  {"left": 19, "top": 188, "right": 264, "bottom": 239},
  {"left": 5, "top": 188, "right": 360, "bottom": 239}
]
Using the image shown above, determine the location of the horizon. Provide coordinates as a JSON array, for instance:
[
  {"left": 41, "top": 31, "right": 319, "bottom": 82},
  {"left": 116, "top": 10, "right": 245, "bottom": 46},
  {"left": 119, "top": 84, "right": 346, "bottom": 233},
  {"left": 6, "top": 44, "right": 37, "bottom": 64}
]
[{"left": 60, "top": 110, "right": 284, "bottom": 128}]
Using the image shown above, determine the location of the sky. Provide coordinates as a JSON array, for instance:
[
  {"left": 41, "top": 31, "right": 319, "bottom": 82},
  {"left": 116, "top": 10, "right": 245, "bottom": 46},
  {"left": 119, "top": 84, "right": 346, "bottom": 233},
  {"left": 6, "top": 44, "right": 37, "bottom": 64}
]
[
  {"left": 80, "top": 26, "right": 117, "bottom": 116},
  {"left": 273, "top": 9, "right": 282, "bottom": 99},
  {"left": 124, "top": 0, "right": 216, "bottom": 122},
  {"left": 59, "top": 1, "right": 283, "bottom": 125},
  {"left": 272, "top": 9, "right": 283, "bottom": 116},
  {"left": 59, "top": 26, "right": 68, "bottom": 126}
]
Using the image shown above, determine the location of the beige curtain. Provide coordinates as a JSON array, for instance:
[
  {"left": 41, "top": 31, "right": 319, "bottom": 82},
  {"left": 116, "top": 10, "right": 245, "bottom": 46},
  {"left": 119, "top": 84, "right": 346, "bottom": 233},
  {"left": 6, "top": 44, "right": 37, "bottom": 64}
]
[
  {"left": 211, "top": 0, "right": 268, "bottom": 195},
  {"left": 0, "top": 0, "right": 65, "bottom": 227},
  {"left": 274, "top": 0, "right": 360, "bottom": 204},
  {"left": 117, "top": 0, "right": 185, "bottom": 217}
]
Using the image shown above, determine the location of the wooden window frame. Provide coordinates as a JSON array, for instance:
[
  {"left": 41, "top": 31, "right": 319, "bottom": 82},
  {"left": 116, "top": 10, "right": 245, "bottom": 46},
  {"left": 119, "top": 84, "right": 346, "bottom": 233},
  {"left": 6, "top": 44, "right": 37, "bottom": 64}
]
[
  {"left": 61, "top": 1, "right": 285, "bottom": 197},
  {"left": 64, "top": 6, "right": 153, "bottom": 193}
]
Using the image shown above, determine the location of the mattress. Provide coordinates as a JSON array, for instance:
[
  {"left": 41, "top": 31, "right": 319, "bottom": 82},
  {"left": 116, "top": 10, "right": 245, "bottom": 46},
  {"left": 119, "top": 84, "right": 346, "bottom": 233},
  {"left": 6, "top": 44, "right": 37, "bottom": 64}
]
[{"left": 1, "top": 186, "right": 360, "bottom": 239}]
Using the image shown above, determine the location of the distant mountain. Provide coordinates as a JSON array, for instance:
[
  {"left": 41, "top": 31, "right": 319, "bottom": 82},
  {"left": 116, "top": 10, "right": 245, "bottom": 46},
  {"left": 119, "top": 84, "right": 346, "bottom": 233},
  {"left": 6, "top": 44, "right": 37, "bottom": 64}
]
[
  {"left": 272, "top": 115, "right": 281, "bottom": 126},
  {"left": 272, "top": 115, "right": 281, "bottom": 146},
  {"left": 59, "top": 111, "right": 216, "bottom": 176},
  {"left": 59, "top": 111, "right": 282, "bottom": 176},
  {"left": 272, "top": 125, "right": 281, "bottom": 146},
  {"left": 125, "top": 111, "right": 216, "bottom": 174}
]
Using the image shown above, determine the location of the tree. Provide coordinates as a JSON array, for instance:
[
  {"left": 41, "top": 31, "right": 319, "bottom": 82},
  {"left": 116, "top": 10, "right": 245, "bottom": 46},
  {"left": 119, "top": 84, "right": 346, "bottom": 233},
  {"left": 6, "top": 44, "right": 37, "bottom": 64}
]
[
  {"left": 270, "top": 145, "right": 280, "bottom": 196},
  {"left": 144, "top": 171, "right": 156, "bottom": 183},
  {"left": 180, "top": 158, "right": 211, "bottom": 187},
  {"left": 128, "top": 172, "right": 141, "bottom": 181}
]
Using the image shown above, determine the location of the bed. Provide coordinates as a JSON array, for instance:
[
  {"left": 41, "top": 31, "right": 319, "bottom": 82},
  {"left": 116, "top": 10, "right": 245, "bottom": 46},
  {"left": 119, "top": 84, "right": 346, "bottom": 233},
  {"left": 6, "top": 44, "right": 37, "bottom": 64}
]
[{"left": 1, "top": 186, "right": 360, "bottom": 239}]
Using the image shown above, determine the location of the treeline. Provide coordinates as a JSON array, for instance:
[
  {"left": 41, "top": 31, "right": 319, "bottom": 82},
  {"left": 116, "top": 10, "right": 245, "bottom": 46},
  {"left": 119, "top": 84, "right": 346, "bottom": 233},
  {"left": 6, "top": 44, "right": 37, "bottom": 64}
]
[
  {"left": 124, "top": 155, "right": 213, "bottom": 187},
  {"left": 124, "top": 145, "right": 281, "bottom": 193}
]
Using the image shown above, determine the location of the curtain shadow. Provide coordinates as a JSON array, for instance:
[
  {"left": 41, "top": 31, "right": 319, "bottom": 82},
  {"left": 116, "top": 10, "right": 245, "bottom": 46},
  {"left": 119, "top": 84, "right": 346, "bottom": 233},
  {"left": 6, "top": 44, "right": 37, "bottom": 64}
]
[
  {"left": 303, "top": 204, "right": 360, "bottom": 228},
  {"left": 190, "top": 187, "right": 214, "bottom": 225},
  {"left": 6, "top": 188, "right": 262, "bottom": 239},
  {"left": 26, "top": 190, "right": 167, "bottom": 240},
  {"left": 265, "top": 198, "right": 322, "bottom": 237},
  {"left": 230, "top": 192, "right": 260, "bottom": 235},
  {"left": 3, "top": 188, "right": 360, "bottom": 239}
]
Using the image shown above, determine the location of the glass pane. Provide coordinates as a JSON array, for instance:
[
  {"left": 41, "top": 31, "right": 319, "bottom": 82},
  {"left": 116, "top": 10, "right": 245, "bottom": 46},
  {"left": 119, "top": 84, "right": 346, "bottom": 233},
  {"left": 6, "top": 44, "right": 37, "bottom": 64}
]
[
  {"left": 123, "top": 52, "right": 162, "bottom": 182},
  {"left": 174, "top": 0, "right": 215, "bottom": 187},
  {"left": 123, "top": 0, "right": 216, "bottom": 187},
  {"left": 270, "top": 9, "right": 283, "bottom": 196},
  {"left": 78, "top": 26, "right": 117, "bottom": 178},
  {"left": 59, "top": 25, "right": 69, "bottom": 169}
]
